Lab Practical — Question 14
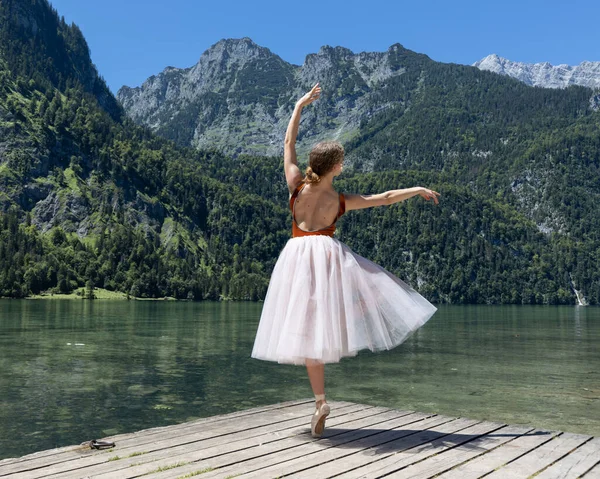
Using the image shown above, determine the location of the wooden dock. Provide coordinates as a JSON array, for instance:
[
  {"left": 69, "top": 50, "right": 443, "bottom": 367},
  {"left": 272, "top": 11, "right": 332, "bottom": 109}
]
[{"left": 0, "top": 399, "right": 598, "bottom": 478}]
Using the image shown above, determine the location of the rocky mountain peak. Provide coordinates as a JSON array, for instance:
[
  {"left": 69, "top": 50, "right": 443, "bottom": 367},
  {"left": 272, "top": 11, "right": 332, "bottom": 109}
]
[
  {"left": 198, "top": 37, "right": 276, "bottom": 65},
  {"left": 473, "top": 54, "right": 510, "bottom": 73},
  {"left": 387, "top": 43, "right": 407, "bottom": 53},
  {"left": 316, "top": 45, "right": 354, "bottom": 58},
  {"left": 474, "top": 54, "right": 600, "bottom": 89}
]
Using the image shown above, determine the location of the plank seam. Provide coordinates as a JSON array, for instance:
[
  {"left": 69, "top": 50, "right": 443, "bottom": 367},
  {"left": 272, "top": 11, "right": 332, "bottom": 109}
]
[
  {"left": 429, "top": 426, "right": 536, "bottom": 478},
  {"left": 374, "top": 422, "right": 508, "bottom": 478},
  {"left": 477, "top": 431, "right": 564, "bottom": 478},
  {"left": 581, "top": 458, "right": 600, "bottom": 478},
  {"left": 527, "top": 436, "right": 598, "bottom": 479},
  {"left": 323, "top": 418, "right": 483, "bottom": 479}
]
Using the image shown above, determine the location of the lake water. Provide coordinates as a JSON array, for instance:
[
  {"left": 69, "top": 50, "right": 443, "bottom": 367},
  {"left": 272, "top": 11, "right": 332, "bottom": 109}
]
[{"left": 0, "top": 300, "right": 598, "bottom": 460}]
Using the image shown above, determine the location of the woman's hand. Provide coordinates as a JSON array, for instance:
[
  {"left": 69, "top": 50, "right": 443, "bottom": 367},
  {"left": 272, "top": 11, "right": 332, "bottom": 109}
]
[
  {"left": 296, "top": 83, "right": 321, "bottom": 108},
  {"left": 418, "top": 187, "right": 441, "bottom": 205}
]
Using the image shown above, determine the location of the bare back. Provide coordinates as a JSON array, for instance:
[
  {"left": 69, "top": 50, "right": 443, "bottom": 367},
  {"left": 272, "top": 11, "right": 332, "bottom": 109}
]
[{"left": 292, "top": 183, "right": 341, "bottom": 232}]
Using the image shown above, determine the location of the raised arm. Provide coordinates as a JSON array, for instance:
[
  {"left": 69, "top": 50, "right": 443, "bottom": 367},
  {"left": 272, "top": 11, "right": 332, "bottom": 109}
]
[
  {"left": 284, "top": 83, "right": 321, "bottom": 195},
  {"left": 344, "top": 187, "right": 440, "bottom": 211}
]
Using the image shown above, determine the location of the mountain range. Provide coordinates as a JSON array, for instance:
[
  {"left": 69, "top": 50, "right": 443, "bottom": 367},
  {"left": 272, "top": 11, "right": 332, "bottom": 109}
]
[
  {"left": 118, "top": 41, "right": 600, "bottom": 161},
  {"left": 474, "top": 54, "right": 600, "bottom": 89},
  {"left": 117, "top": 38, "right": 421, "bottom": 159}
]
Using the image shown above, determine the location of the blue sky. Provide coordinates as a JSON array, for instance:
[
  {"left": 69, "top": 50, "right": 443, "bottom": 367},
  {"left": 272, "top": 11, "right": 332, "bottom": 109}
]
[{"left": 49, "top": 0, "right": 598, "bottom": 94}]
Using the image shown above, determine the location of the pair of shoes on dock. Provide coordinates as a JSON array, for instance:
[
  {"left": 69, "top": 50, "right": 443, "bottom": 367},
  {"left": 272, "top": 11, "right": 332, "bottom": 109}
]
[
  {"left": 80, "top": 439, "right": 115, "bottom": 450},
  {"left": 311, "top": 399, "right": 330, "bottom": 438}
]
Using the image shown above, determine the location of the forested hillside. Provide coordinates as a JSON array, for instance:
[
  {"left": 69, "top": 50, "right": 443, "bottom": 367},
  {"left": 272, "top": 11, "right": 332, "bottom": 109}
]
[{"left": 0, "top": 0, "right": 286, "bottom": 300}]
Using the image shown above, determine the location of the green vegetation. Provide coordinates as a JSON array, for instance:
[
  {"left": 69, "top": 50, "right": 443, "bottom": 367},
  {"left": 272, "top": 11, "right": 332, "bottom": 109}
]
[
  {"left": 127, "top": 451, "right": 148, "bottom": 457},
  {"left": 176, "top": 468, "right": 215, "bottom": 478},
  {"left": 152, "top": 404, "right": 173, "bottom": 410},
  {"left": 142, "top": 462, "right": 189, "bottom": 475},
  {"left": 29, "top": 287, "right": 127, "bottom": 300},
  {"left": 0, "top": 3, "right": 282, "bottom": 301}
]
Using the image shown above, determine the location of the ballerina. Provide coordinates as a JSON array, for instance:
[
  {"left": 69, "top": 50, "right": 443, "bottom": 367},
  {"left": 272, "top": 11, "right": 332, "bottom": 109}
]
[{"left": 251, "top": 83, "right": 440, "bottom": 438}]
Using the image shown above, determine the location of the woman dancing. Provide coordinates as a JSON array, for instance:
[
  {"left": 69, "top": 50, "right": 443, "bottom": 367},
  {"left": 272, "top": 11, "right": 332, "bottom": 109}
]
[{"left": 251, "top": 83, "right": 440, "bottom": 438}]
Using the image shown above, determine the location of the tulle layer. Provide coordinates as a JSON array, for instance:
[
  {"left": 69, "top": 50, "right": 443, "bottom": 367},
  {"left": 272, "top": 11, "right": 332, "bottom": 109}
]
[{"left": 251, "top": 235, "right": 437, "bottom": 365}]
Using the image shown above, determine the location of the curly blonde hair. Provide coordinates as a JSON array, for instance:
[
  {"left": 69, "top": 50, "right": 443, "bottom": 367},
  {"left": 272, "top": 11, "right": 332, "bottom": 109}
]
[{"left": 303, "top": 141, "right": 344, "bottom": 184}]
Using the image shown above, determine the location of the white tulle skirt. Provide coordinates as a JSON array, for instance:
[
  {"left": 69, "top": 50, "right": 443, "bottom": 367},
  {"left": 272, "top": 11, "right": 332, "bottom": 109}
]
[{"left": 251, "top": 235, "right": 437, "bottom": 365}]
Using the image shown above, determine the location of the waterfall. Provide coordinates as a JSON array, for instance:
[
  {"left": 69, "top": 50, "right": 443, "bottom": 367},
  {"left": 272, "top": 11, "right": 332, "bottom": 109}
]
[{"left": 569, "top": 273, "right": 588, "bottom": 306}]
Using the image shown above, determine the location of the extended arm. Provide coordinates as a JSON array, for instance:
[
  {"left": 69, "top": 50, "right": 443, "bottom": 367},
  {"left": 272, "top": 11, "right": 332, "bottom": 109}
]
[
  {"left": 345, "top": 187, "right": 440, "bottom": 211},
  {"left": 285, "top": 83, "right": 321, "bottom": 194}
]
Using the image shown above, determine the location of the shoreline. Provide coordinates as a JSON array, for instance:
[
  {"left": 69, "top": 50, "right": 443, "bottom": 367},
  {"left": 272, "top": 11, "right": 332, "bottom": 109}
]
[
  {"left": 20, "top": 287, "right": 177, "bottom": 301},
  {"left": 2, "top": 287, "right": 253, "bottom": 301}
]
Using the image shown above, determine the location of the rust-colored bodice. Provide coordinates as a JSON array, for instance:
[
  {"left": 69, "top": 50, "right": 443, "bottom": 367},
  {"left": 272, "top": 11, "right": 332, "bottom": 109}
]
[{"left": 289, "top": 183, "right": 346, "bottom": 238}]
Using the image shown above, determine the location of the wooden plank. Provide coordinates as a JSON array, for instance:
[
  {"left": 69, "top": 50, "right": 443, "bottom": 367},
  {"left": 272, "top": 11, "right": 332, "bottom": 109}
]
[
  {"left": 332, "top": 420, "right": 503, "bottom": 478},
  {"left": 536, "top": 437, "right": 600, "bottom": 479},
  {"left": 0, "top": 401, "right": 359, "bottom": 479},
  {"left": 39, "top": 402, "right": 387, "bottom": 479},
  {"left": 381, "top": 424, "right": 534, "bottom": 479},
  {"left": 314, "top": 416, "right": 479, "bottom": 478},
  {"left": 226, "top": 414, "right": 455, "bottom": 479},
  {"left": 434, "top": 427, "right": 561, "bottom": 479},
  {"left": 106, "top": 408, "right": 418, "bottom": 479},
  {"left": 0, "top": 398, "right": 314, "bottom": 469},
  {"left": 102, "top": 398, "right": 314, "bottom": 442},
  {"left": 109, "top": 401, "right": 356, "bottom": 450},
  {"left": 583, "top": 461, "right": 600, "bottom": 478},
  {"left": 485, "top": 432, "right": 593, "bottom": 479},
  {"left": 300, "top": 417, "right": 477, "bottom": 479}
]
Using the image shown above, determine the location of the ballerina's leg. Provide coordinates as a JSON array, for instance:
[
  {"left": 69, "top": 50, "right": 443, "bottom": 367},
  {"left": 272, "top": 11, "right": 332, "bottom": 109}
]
[
  {"left": 305, "top": 358, "right": 326, "bottom": 408},
  {"left": 306, "top": 358, "right": 331, "bottom": 438}
]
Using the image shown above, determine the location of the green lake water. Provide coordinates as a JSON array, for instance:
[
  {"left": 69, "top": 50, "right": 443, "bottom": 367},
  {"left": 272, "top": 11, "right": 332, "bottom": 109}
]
[{"left": 0, "top": 300, "right": 598, "bottom": 460}]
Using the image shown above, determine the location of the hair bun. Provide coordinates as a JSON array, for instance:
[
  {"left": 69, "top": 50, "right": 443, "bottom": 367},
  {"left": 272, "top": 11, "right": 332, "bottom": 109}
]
[{"left": 304, "top": 166, "right": 321, "bottom": 184}]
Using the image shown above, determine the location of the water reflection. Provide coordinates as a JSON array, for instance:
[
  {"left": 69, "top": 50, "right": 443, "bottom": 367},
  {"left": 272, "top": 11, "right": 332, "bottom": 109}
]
[
  {"left": 574, "top": 306, "right": 584, "bottom": 340},
  {"left": 0, "top": 301, "right": 598, "bottom": 459}
]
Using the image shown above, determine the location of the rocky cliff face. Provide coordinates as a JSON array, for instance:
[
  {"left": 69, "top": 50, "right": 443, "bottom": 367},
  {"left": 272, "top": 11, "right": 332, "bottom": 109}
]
[
  {"left": 473, "top": 54, "right": 600, "bottom": 89},
  {"left": 117, "top": 38, "right": 426, "bottom": 158}
]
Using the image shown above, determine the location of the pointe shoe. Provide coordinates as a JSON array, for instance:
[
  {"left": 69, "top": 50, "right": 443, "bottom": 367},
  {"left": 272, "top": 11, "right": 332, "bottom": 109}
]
[{"left": 311, "top": 402, "right": 330, "bottom": 438}]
